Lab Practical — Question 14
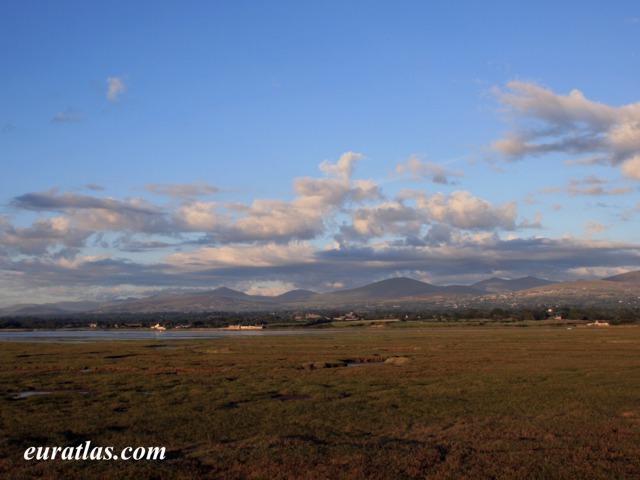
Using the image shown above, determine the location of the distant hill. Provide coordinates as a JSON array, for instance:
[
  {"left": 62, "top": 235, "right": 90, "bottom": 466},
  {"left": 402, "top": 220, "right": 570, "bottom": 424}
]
[
  {"left": 438, "top": 285, "right": 482, "bottom": 295},
  {"left": 472, "top": 276, "right": 556, "bottom": 293},
  {"left": 274, "top": 289, "right": 318, "bottom": 302},
  {"left": 95, "top": 289, "right": 256, "bottom": 314},
  {"left": 0, "top": 301, "right": 103, "bottom": 317},
  {"left": 307, "top": 277, "right": 479, "bottom": 307},
  {"left": 497, "top": 278, "right": 640, "bottom": 308},
  {"left": 0, "top": 305, "right": 71, "bottom": 317},
  {"left": 207, "top": 287, "right": 251, "bottom": 299},
  {"left": 326, "top": 277, "right": 439, "bottom": 300},
  {"left": 3, "top": 270, "right": 640, "bottom": 316},
  {"left": 603, "top": 270, "right": 640, "bottom": 283}
]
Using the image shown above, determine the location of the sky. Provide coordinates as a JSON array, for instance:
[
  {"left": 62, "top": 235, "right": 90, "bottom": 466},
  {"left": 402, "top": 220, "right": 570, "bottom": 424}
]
[{"left": 1, "top": 1, "right": 640, "bottom": 306}]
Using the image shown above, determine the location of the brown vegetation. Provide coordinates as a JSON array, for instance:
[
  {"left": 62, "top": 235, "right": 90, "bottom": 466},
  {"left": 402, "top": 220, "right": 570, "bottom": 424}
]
[{"left": 2, "top": 327, "right": 640, "bottom": 478}]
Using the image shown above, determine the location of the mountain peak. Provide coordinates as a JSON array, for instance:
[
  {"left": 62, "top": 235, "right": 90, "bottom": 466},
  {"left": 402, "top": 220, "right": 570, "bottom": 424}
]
[
  {"left": 210, "top": 287, "right": 249, "bottom": 298},
  {"left": 335, "top": 277, "right": 437, "bottom": 299},
  {"left": 275, "top": 289, "right": 318, "bottom": 301}
]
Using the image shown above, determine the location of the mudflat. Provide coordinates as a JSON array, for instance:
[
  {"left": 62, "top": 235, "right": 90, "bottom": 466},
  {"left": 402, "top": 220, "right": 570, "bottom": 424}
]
[{"left": 2, "top": 326, "right": 640, "bottom": 479}]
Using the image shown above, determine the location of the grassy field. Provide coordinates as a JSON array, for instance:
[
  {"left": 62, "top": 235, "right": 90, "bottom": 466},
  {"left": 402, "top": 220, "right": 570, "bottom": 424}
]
[{"left": 2, "top": 326, "right": 640, "bottom": 479}]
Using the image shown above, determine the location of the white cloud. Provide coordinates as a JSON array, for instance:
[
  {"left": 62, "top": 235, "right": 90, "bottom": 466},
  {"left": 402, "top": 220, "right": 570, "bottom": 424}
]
[
  {"left": 55, "top": 254, "right": 110, "bottom": 270},
  {"left": 396, "top": 155, "right": 464, "bottom": 184},
  {"left": 242, "top": 280, "right": 298, "bottom": 296},
  {"left": 621, "top": 155, "right": 640, "bottom": 180},
  {"left": 175, "top": 201, "right": 222, "bottom": 231},
  {"left": 4, "top": 150, "right": 640, "bottom": 304},
  {"left": 227, "top": 199, "right": 324, "bottom": 242},
  {"left": 166, "top": 242, "right": 316, "bottom": 269},
  {"left": 410, "top": 190, "right": 518, "bottom": 230},
  {"left": 106, "top": 76, "right": 127, "bottom": 102},
  {"left": 0, "top": 216, "right": 88, "bottom": 256},
  {"left": 293, "top": 151, "right": 382, "bottom": 215},
  {"left": 319, "top": 151, "right": 362, "bottom": 181},
  {"left": 349, "top": 201, "right": 422, "bottom": 238},
  {"left": 492, "top": 81, "right": 640, "bottom": 180}
]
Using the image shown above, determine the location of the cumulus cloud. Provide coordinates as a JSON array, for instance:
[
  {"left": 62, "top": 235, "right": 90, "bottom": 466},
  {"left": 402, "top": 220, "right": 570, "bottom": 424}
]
[
  {"left": 621, "top": 154, "right": 640, "bottom": 180},
  {"left": 3, "top": 151, "right": 639, "bottom": 305},
  {"left": 293, "top": 152, "right": 382, "bottom": 214},
  {"left": 2, "top": 221, "right": 640, "bottom": 302},
  {"left": 408, "top": 190, "right": 518, "bottom": 231},
  {"left": 334, "top": 188, "right": 520, "bottom": 246},
  {"left": 492, "top": 81, "right": 640, "bottom": 180},
  {"left": 0, "top": 216, "right": 88, "bottom": 256},
  {"left": 174, "top": 201, "right": 222, "bottom": 232},
  {"left": 106, "top": 76, "right": 127, "bottom": 102},
  {"left": 224, "top": 199, "right": 324, "bottom": 243},
  {"left": 345, "top": 201, "right": 423, "bottom": 239},
  {"left": 396, "top": 155, "right": 464, "bottom": 184},
  {"left": 5, "top": 153, "right": 385, "bottom": 249},
  {"left": 170, "top": 153, "right": 381, "bottom": 244}
]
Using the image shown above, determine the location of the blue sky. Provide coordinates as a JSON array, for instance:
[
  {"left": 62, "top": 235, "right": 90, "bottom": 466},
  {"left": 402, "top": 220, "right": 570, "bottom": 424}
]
[{"left": 1, "top": 1, "right": 639, "bottom": 305}]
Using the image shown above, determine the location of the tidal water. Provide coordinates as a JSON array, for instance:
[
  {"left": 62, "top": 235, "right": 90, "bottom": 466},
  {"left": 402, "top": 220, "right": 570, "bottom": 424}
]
[{"left": 0, "top": 328, "right": 347, "bottom": 343}]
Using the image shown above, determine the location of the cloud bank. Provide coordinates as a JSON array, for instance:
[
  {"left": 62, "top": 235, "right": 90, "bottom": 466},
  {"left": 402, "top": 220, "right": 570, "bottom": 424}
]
[
  {"left": 2, "top": 82, "right": 640, "bottom": 304},
  {"left": 1, "top": 145, "right": 638, "bottom": 305}
]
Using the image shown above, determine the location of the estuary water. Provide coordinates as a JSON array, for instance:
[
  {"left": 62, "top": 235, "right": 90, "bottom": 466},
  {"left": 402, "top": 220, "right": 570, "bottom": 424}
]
[{"left": 0, "top": 329, "right": 339, "bottom": 343}]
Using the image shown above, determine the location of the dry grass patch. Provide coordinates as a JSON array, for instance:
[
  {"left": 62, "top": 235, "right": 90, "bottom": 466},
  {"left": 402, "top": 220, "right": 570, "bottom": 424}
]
[{"left": 2, "top": 327, "right": 640, "bottom": 478}]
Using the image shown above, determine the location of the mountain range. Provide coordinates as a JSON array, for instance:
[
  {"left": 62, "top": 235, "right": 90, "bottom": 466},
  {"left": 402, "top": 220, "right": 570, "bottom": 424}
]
[{"left": 2, "top": 270, "right": 639, "bottom": 316}]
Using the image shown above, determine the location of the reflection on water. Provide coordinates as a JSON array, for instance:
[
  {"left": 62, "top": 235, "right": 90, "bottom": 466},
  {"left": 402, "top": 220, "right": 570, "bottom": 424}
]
[
  {"left": 10, "top": 390, "right": 96, "bottom": 399},
  {"left": 13, "top": 391, "right": 51, "bottom": 398},
  {"left": 0, "top": 329, "right": 340, "bottom": 343}
]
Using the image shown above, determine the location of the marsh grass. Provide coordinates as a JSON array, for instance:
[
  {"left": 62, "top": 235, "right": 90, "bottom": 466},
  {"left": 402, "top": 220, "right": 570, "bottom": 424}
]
[{"left": 2, "top": 327, "right": 640, "bottom": 478}]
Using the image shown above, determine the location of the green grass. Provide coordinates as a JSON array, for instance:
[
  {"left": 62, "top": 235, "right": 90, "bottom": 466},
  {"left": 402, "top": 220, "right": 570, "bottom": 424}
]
[{"left": 2, "top": 327, "right": 640, "bottom": 478}]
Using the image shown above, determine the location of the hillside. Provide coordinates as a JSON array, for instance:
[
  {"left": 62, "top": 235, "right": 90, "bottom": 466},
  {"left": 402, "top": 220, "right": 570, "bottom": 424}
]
[
  {"left": 486, "top": 279, "right": 640, "bottom": 309},
  {"left": 2, "top": 270, "right": 640, "bottom": 316},
  {"left": 328, "top": 277, "right": 440, "bottom": 299},
  {"left": 472, "top": 276, "right": 556, "bottom": 293},
  {"left": 603, "top": 270, "right": 640, "bottom": 283}
]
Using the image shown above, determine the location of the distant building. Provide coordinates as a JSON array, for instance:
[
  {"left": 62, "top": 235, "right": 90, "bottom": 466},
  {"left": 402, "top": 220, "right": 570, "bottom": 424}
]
[
  {"left": 223, "top": 324, "right": 263, "bottom": 330},
  {"left": 587, "top": 321, "right": 610, "bottom": 327}
]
